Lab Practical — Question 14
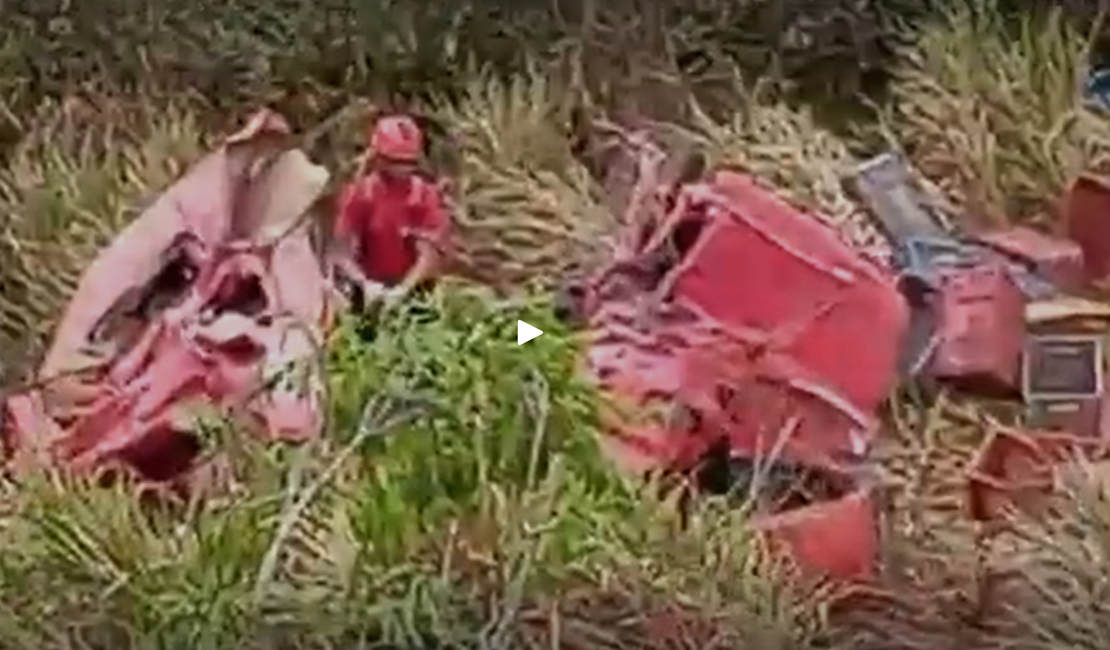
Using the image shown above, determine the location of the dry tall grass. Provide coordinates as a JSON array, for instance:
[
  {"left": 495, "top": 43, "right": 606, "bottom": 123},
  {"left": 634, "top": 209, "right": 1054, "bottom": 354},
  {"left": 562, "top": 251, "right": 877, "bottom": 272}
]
[
  {"left": 889, "top": 0, "right": 1110, "bottom": 227},
  {"left": 0, "top": 96, "right": 207, "bottom": 376}
]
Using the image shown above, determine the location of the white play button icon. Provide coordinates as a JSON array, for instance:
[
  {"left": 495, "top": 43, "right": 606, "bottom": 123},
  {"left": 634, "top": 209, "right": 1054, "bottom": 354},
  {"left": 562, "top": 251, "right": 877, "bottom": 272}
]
[{"left": 517, "top": 320, "right": 543, "bottom": 345}]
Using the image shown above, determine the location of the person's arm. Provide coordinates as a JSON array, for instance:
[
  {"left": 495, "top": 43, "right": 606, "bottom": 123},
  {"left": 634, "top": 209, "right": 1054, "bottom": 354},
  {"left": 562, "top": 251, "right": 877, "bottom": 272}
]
[
  {"left": 395, "top": 184, "right": 449, "bottom": 295},
  {"left": 396, "top": 239, "right": 440, "bottom": 295},
  {"left": 334, "top": 243, "right": 368, "bottom": 286},
  {"left": 332, "top": 184, "right": 377, "bottom": 290}
]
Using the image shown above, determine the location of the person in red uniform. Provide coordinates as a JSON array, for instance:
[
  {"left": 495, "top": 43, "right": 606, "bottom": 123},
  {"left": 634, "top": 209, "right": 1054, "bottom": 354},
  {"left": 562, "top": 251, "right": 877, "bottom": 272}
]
[{"left": 334, "top": 114, "right": 450, "bottom": 311}]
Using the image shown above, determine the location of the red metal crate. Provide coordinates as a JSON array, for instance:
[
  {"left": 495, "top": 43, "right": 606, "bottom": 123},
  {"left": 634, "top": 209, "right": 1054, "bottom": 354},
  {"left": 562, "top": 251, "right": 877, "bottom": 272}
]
[{"left": 928, "top": 264, "right": 1026, "bottom": 396}]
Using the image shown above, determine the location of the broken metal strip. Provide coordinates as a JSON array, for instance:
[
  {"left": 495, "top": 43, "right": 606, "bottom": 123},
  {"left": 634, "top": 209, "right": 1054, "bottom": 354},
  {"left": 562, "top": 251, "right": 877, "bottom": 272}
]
[{"left": 846, "top": 152, "right": 951, "bottom": 243}]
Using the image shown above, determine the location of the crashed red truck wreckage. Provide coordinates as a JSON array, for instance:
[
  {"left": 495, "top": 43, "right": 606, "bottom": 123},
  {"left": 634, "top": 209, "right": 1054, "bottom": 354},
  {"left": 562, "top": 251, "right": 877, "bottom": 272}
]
[
  {"left": 576, "top": 153, "right": 1110, "bottom": 582},
  {"left": 2, "top": 111, "right": 333, "bottom": 494},
  {"left": 577, "top": 169, "right": 908, "bottom": 582},
  {"left": 7, "top": 110, "right": 1110, "bottom": 586}
]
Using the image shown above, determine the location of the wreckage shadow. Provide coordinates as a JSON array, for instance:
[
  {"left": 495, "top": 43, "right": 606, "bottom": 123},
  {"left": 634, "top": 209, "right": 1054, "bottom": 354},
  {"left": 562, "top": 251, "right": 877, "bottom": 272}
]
[{"left": 693, "top": 438, "right": 851, "bottom": 514}]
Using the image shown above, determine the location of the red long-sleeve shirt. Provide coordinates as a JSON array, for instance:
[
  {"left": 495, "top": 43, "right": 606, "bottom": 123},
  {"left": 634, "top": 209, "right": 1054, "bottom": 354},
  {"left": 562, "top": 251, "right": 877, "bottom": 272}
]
[{"left": 335, "top": 173, "right": 448, "bottom": 286}]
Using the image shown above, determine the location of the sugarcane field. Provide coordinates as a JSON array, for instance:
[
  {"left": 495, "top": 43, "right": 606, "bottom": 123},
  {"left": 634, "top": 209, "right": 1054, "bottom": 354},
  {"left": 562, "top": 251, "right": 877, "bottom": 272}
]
[{"left": 5, "top": 0, "right": 1110, "bottom": 648}]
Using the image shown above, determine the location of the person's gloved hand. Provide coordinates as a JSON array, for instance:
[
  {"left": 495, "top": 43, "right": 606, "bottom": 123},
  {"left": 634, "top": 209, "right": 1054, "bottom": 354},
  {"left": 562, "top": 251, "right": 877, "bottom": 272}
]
[
  {"left": 359, "top": 278, "right": 388, "bottom": 303},
  {"left": 378, "top": 285, "right": 410, "bottom": 312},
  {"left": 339, "top": 273, "right": 388, "bottom": 314}
]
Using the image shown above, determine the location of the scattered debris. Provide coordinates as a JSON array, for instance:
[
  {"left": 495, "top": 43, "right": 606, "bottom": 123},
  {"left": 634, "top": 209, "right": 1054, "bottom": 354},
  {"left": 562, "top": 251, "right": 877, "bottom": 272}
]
[
  {"left": 967, "top": 428, "right": 1108, "bottom": 522},
  {"left": 1, "top": 110, "right": 334, "bottom": 493},
  {"left": 9, "top": 108, "right": 1110, "bottom": 587},
  {"left": 965, "top": 297, "right": 1110, "bottom": 520},
  {"left": 565, "top": 148, "right": 1110, "bottom": 575},
  {"left": 846, "top": 153, "right": 1110, "bottom": 529}
]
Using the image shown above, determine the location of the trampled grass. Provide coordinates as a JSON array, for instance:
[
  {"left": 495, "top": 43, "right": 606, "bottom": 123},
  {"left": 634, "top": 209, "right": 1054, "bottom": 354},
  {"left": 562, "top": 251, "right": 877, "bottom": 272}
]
[{"left": 3, "top": 0, "right": 1110, "bottom": 648}]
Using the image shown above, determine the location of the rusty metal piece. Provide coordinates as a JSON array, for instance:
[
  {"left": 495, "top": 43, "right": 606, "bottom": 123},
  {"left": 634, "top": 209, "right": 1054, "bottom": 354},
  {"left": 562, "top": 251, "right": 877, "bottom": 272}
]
[
  {"left": 968, "top": 427, "right": 1110, "bottom": 522},
  {"left": 928, "top": 263, "right": 1026, "bottom": 396}
]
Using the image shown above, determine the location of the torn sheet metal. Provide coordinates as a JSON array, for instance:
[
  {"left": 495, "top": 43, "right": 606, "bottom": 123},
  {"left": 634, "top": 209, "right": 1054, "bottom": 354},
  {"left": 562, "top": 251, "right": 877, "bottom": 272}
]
[
  {"left": 1064, "top": 173, "right": 1110, "bottom": 285},
  {"left": 583, "top": 168, "right": 907, "bottom": 582},
  {"left": 3, "top": 109, "right": 333, "bottom": 489}
]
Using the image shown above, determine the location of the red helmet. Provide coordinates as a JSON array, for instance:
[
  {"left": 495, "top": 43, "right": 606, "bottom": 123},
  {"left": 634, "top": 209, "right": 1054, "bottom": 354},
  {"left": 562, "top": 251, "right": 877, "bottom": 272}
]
[{"left": 369, "top": 115, "right": 423, "bottom": 162}]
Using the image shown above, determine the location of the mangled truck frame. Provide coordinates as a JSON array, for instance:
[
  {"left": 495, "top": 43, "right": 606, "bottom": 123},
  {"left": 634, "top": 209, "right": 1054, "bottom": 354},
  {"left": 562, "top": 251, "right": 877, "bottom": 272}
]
[
  {"left": 572, "top": 159, "right": 909, "bottom": 582},
  {"left": 3, "top": 110, "right": 334, "bottom": 495}
]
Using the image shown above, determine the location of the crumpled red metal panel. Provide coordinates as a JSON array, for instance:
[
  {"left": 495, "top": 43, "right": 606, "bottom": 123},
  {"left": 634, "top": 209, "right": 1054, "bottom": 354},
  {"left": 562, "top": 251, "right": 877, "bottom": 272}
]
[
  {"left": 582, "top": 169, "right": 906, "bottom": 582},
  {"left": 588, "top": 171, "right": 906, "bottom": 470},
  {"left": 657, "top": 172, "right": 907, "bottom": 416},
  {"left": 589, "top": 302, "right": 879, "bottom": 474},
  {"left": 967, "top": 428, "right": 1110, "bottom": 522},
  {"left": 973, "top": 226, "right": 1086, "bottom": 294},
  {"left": 1064, "top": 173, "right": 1110, "bottom": 285},
  {"left": 2, "top": 109, "right": 333, "bottom": 488},
  {"left": 754, "top": 473, "right": 883, "bottom": 582}
]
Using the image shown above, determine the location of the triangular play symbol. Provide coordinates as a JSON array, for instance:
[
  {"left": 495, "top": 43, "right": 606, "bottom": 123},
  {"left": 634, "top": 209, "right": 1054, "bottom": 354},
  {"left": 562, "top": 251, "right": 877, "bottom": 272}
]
[{"left": 517, "top": 320, "right": 543, "bottom": 345}]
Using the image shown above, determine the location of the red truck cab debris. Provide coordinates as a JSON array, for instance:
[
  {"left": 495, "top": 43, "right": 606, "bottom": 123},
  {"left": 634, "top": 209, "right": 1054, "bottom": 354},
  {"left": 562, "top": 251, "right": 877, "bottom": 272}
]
[
  {"left": 972, "top": 226, "right": 1086, "bottom": 295},
  {"left": 584, "top": 168, "right": 906, "bottom": 582},
  {"left": 661, "top": 172, "right": 908, "bottom": 422},
  {"left": 2, "top": 110, "right": 334, "bottom": 492}
]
